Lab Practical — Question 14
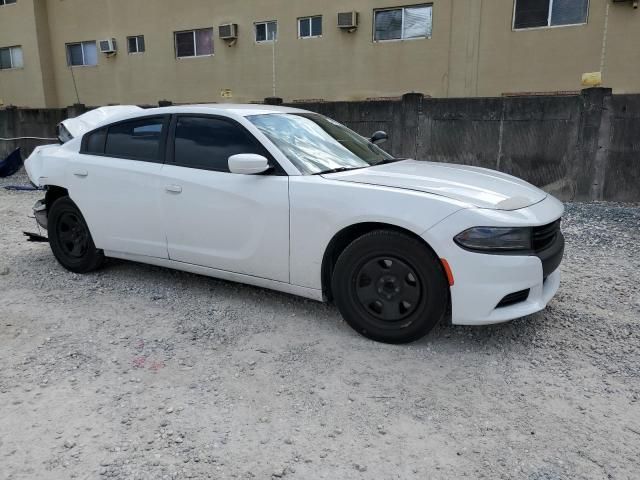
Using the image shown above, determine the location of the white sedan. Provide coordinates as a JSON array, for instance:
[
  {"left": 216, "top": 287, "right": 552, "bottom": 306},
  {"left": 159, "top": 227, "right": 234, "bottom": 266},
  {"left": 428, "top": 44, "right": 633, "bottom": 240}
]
[{"left": 25, "top": 104, "right": 564, "bottom": 344}]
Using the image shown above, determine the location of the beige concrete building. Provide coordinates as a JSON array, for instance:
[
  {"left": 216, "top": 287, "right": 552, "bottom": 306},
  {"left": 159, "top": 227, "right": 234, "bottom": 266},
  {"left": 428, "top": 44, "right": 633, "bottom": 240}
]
[{"left": 0, "top": 0, "right": 638, "bottom": 108}]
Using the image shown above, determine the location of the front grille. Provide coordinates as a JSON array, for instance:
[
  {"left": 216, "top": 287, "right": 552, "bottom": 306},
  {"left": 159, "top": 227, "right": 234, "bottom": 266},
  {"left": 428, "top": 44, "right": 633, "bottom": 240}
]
[
  {"left": 532, "top": 220, "right": 561, "bottom": 251},
  {"left": 496, "top": 289, "right": 530, "bottom": 308}
]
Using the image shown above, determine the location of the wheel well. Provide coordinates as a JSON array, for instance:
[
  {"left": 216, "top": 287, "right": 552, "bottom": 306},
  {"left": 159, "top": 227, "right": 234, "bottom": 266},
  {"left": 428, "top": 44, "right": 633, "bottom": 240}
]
[
  {"left": 321, "top": 222, "right": 444, "bottom": 301},
  {"left": 44, "top": 186, "right": 69, "bottom": 210}
]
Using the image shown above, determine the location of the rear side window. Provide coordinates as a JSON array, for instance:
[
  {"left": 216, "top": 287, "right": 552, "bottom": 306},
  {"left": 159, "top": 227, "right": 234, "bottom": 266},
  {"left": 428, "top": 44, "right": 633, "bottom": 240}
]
[
  {"left": 84, "top": 128, "right": 107, "bottom": 154},
  {"left": 104, "top": 117, "right": 165, "bottom": 161},
  {"left": 173, "top": 116, "right": 268, "bottom": 172}
]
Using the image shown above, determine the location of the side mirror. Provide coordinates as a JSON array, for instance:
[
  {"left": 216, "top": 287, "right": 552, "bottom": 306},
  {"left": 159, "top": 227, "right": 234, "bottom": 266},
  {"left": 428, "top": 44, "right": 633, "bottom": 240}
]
[
  {"left": 228, "top": 154, "right": 271, "bottom": 175},
  {"left": 370, "top": 131, "right": 388, "bottom": 145}
]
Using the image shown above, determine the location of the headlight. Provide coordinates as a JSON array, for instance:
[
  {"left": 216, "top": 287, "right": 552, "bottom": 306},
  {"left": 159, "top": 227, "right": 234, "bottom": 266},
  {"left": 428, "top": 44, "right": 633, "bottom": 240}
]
[{"left": 454, "top": 227, "right": 532, "bottom": 252}]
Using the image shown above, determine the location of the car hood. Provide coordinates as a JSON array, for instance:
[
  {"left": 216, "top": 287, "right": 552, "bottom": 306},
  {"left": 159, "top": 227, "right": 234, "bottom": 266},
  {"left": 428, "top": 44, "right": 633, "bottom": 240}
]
[{"left": 322, "top": 160, "right": 547, "bottom": 210}]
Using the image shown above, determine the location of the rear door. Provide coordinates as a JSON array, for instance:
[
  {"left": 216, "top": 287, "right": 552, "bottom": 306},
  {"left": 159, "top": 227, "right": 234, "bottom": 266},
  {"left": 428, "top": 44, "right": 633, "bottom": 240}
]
[
  {"left": 160, "top": 114, "right": 290, "bottom": 282},
  {"left": 66, "top": 115, "right": 169, "bottom": 258}
]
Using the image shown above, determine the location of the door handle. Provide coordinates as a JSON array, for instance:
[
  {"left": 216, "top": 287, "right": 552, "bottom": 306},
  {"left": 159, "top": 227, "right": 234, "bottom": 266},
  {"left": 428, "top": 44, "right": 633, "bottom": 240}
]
[
  {"left": 165, "top": 185, "right": 182, "bottom": 194},
  {"left": 73, "top": 169, "right": 88, "bottom": 178}
]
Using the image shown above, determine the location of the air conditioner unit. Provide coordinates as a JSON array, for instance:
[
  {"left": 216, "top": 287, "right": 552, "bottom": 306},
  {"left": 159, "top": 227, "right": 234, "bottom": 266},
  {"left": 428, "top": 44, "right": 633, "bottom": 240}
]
[
  {"left": 219, "top": 23, "right": 238, "bottom": 40},
  {"left": 612, "top": 0, "right": 638, "bottom": 7},
  {"left": 338, "top": 11, "right": 359, "bottom": 29},
  {"left": 99, "top": 38, "right": 117, "bottom": 54}
]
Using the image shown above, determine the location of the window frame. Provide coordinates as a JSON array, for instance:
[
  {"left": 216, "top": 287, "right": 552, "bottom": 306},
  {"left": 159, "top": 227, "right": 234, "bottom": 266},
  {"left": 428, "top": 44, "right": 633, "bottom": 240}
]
[
  {"left": 298, "top": 16, "right": 323, "bottom": 39},
  {"left": 373, "top": 4, "right": 433, "bottom": 43},
  {"left": 80, "top": 115, "right": 171, "bottom": 164},
  {"left": 66, "top": 41, "right": 98, "bottom": 67},
  {"left": 255, "top": 20, "right": 278, "bottom": 43},
  {"left": 174, "top": 28, "right": 214, "bottom": 59},
  {"left": 166, "top": 114, "right": 286, "bottom": 175},
  {"left": 512, "top": 0, "right": 590, "bottom": 31},
  {"left": 0, "top": 0, "right": 17, "bottom": 7},
  {"left": 0, "top": 45, "right": 23, "bottom": 70},
  {"left": 127, "top": 35, "right": 145, "bottom": 54}
]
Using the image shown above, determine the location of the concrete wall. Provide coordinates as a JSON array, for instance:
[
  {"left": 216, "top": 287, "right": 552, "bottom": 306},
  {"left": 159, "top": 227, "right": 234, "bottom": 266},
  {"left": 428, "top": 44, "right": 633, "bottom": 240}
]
[
  {"left": 291, "top": 88, "right": 640, "bottom": 202},
  {"left": 0, "top": 106, "right": 65, "bottom": 161},
  {"left": 1, "top": 88, "right": 638, "bottom": 201},
  {"left": 0, "top": 0, "right": 639, "bottom": 108}
]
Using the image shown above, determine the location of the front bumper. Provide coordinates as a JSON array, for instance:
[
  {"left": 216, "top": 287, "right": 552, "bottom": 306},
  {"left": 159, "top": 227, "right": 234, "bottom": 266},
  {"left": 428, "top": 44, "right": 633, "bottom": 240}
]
[{"left": 423, "top": 195, "right": 564, "bottom": 326}]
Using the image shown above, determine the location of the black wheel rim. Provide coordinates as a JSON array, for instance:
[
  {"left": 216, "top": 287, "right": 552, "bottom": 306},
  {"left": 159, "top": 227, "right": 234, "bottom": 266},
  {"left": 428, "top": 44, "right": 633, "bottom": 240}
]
[
  {"left": 57, "top": 212, "right": 89, "bottom": 259},
  {"left": 354, "top": 256, "right": 422, "bottom": 323}
]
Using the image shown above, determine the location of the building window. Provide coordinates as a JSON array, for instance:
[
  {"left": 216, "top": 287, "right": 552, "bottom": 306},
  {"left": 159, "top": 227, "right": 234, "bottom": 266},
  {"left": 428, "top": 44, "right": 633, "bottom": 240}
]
[
  {"left": 255, "top": 21, "right": 277, "bottom": 42},
  {"left": 0, "top": 45, "right": 23, "bottom": 69},
  {"left": 175, "top": 28, "right": 213, "bottom": 58},
  {"left": 298, "top": 16, "right": 322, "bottom": 38},
  {"left": 0, "top": 0, "right": 18, "bottom": 6},
  {"left": 66, "top": 41, "right": 98, "bottom": 66},
  {"left": 127, "top": 35, "right": 145, "bottom": 54},
  {"left": 513, "top": 0, "right": 589, "bottom": 30},
  {"left": 374, "top": 5, "right": 433, "bottom": 41}
]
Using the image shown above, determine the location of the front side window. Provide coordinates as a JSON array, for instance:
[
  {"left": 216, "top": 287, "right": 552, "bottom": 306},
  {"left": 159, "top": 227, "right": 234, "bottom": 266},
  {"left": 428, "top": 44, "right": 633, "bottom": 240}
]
[
  {"left": 248, "top": 113, "right": 392, "bottom": 175},
  {"left": 374, "top": 5, "right": 433, "bottom": 41},
  {"left": 127, "top": 35, "right": 145, "bottom": 54},
  {"left": 0, "top": 46, "right": 23, "bottom": 69},
  {"left": 255, "top": 21, "right": 278, "bottom": 42},
  {"left": 175, "top": 28, "right": 213, "bottom": 58},
  {"left": 0, "top": 0, "right": 17, "bottom": 6},
  {"left": 513, "top": 0, "right": 589, "bottom": 29},
  {"left": 298, "top": 16, "right": 322, "bottom": 38},
  {"left": 66, "top": 41, "right": 97, "bottom": 66},
  {"left": 104, "top": 117, "right": 165, "bottom": 161},
  {"left": 173, "top": 116, "right": 267, "bottom": 172}
]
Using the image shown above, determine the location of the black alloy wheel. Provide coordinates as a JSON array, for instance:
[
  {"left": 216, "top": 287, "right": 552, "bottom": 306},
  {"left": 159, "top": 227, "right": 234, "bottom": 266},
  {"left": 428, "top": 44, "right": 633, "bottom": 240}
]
[
  {"left": 332, "top": 230, "right": 449, "bottom": 344},
  {"left": 48, "top": 196, "right": 104, "bottom": 273},
  {"left": 354, "top": 256, "right": 422, "bottom": 326}
]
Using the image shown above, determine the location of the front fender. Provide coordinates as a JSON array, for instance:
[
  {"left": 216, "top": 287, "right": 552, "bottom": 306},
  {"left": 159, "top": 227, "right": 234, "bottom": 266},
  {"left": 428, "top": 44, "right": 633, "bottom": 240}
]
[{"left": 289, "top": 176, "right": 467, "bottom": 290}]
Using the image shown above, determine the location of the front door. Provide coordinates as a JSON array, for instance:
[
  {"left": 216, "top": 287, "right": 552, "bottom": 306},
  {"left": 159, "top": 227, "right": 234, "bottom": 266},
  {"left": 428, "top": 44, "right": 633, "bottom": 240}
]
[{"left": 160, "top": 115, "right": 290, "bottom": 282}]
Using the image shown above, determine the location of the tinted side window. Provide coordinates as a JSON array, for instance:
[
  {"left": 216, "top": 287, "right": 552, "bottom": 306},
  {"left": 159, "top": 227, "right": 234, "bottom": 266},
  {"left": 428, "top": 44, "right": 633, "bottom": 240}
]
[
  {"left": 105, "top": 117, "right": 165, "bottom": 161},
  {"left": 174, "top": 116, "right": 266, "bottom": 172},
  {"left": 84, "top": 128, "right": 107, "bottom": 154}
]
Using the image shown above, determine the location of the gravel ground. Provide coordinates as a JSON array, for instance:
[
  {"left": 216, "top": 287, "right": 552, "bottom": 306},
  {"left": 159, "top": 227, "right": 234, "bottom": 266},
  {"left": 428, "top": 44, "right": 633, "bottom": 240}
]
[{"left": 1, "top": 174, "right": 639, "bottom": 480}]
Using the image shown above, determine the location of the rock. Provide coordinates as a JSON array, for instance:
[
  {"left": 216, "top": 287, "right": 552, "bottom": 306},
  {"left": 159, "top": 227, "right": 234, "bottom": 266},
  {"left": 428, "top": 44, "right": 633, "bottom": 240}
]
[
  {"left": 272, "top": 467, "right": 286, "bottom": 478},
  {"left": 64, "top": 440, "right": 76, "bottom": 449},
  {"left": 0, "top": 266, "right": 9, "bottom": 275},
  {"left": 354, "top": 464, "right": 367, "bottom": 472}
]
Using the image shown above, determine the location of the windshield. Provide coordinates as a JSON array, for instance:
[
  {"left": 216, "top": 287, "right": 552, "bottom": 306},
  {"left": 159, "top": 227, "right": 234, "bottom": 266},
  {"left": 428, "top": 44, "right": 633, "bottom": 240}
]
[{"left": 247, "top": 113, "right": 393, "bottom": 174}]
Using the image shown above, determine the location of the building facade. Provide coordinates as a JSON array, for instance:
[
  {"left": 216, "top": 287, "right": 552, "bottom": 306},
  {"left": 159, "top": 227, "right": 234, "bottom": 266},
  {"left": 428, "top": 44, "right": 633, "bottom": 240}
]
[{"left": 0, "top": 0, "right": 638, "bottom": 108}]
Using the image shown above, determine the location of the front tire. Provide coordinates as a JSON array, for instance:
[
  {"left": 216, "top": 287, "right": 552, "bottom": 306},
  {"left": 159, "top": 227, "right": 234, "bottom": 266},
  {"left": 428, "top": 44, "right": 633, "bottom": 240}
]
[
  {"left": 332, "top": 230, "right": 448, "bottom": 344},
  {"left": 48, "top": 196, "right": 104, "bottom": 273}
]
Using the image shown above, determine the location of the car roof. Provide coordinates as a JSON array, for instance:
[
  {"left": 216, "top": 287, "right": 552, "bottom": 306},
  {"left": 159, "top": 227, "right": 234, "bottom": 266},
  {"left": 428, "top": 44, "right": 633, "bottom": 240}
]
[
  {"left": 140, "top": 104, "right": 312, "bottom": 117},
  {"left": 60, "top": 104, "right": 316, "bottom": 141}
]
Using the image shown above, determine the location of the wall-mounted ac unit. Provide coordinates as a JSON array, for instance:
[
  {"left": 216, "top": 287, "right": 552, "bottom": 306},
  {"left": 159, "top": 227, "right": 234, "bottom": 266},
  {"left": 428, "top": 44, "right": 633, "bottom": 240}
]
[
  {"left": 99, "top": 38, "right": 117, "bottom": 54},
  {"left": 612, "top": 0, "right": 638, "bottom": 8},
  {"left": 338, "top": 11, "right": 359, "bottom": 29},
  {"left": 219, "top": 24, "right": 238, "bottom": 40}
]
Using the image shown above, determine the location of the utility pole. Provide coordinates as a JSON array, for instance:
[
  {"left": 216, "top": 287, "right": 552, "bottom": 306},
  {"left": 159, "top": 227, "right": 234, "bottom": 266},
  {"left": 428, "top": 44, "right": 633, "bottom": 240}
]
[{"left": 271, "top": 30, "right": 277, "bottom": 97}]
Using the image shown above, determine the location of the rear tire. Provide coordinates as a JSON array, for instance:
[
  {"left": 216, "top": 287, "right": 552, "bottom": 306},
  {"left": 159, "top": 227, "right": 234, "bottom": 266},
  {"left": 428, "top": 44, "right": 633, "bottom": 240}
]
[
  {"left": 48, "top": 196, "right": 104, "bottom": 273},
  {"left": 332, "top": 230, "right": 448, "bottom": 344}
]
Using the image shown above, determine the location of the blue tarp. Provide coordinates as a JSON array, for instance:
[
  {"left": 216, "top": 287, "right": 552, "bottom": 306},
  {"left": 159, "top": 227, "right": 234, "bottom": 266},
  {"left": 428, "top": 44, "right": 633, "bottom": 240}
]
[{"left": 0, "top": 148, "right": 22, "bottom": 178}]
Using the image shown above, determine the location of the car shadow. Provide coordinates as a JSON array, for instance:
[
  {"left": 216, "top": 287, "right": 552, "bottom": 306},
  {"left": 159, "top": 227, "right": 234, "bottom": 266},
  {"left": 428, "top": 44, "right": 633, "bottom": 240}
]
[{"left": 13, "top": 247, "right": 553, "bottom": 352}]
